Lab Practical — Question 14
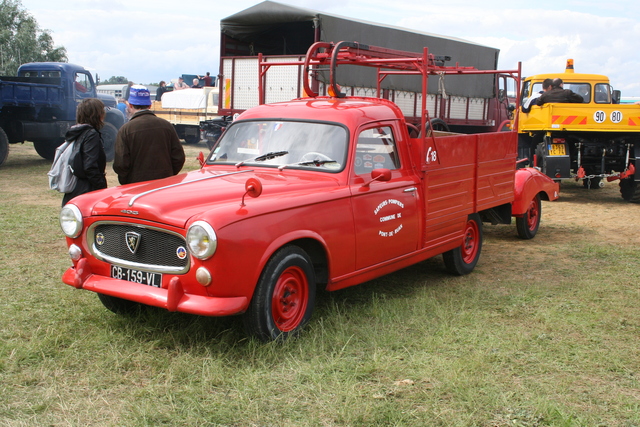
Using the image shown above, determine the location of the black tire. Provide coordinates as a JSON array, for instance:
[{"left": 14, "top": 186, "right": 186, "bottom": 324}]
[
  {"left": 183, "top": 128, "right": 201, "bottom": 145},
  {"left": 620, "top": 176, "right": 640, "bottom": 203},
  {"left": 442, "top": 213, "right": 483, "bottom": 276},
  {"left": 97, "top": 293, "right": 144, "bottom": 315},
  {"left": 33, "top": 138, "right": 64, "bottom": 160},
  {"left": 101, "top": 122, "right": 118, "bottom": 162},
  {"left": 0, "top": 127, "right": 8, "bottom": 166},
  {"left": 426, "top": 118, "right": 450, "bottom": 134},
  {"left": 243, "top": 245, "right": 316, "bottom": 341},
  {"left": 516, "top": 194, "right": 541, "bottom": 239}
]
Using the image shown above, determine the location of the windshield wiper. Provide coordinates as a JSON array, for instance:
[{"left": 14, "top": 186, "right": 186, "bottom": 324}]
[
  {"left": 235, "top": 151, "right": 289, "bottom": 167},
  {"left": 278, "top": 159, "right": 338, "bottom": 171}
]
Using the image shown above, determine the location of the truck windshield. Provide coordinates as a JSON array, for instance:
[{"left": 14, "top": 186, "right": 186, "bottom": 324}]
[{"left": 208, "top": 120, "right": 348, "bottom": 171}]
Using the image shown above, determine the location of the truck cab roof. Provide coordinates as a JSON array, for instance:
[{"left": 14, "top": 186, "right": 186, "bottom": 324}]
[
  {"left": 237, "top": 96, "right": 406, "bottom": 128},
  {"left": 17, "top": 62, "right": 90, "bottom": 77}
]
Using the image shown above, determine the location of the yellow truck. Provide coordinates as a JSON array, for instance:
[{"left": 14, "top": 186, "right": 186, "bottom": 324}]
[
  {"left": 517, "top": 59, "right": 639, "bottom": 202},
  {"left": 150, "top": 87, "right": 220, "bottom": 145}
]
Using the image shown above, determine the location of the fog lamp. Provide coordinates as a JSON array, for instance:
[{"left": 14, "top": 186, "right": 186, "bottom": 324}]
[
  {"left": 196, "top": 267, "right": 212, "bottom": 286},
  {"left": 68, "top": 244, "right": 83, "bottom": 261}
]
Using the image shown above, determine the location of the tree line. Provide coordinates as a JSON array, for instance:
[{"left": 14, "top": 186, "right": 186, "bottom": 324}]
[{"left": 0, "top": 0, "right": 67, "bottom": 75}]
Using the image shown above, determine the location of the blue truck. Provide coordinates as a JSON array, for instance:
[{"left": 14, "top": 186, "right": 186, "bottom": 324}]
[{"left": 0, "top": 62, "right": 125, "bottom": 166}]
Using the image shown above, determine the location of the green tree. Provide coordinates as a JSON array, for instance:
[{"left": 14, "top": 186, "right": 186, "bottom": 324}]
[
  {"left": 0, "top": 0, "right": 67, "bottom": 75},
  {"left": 104, "top": 76, "right": 129, "bottom": 84}
]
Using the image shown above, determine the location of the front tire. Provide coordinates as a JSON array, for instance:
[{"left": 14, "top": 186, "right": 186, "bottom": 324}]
[
  {"left": 97, "top": 293, "right": 144, "bottom": 315},
  {"left": 442, "top": 213, "right": 483, "bottom": 276},
  {"left": 243, "top": 245, "right": 316, "bottom": 341},
  {"left": 516, "top": 194, "right": 541, "bottom": 239},
  {"left": 0, "top": 127, "right": 8, "bottom": 166},
  {"left": 33, "top": 138, "right": 64, "bottom": 160}
]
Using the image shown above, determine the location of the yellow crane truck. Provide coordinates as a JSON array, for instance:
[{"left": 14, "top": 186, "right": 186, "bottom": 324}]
[{"left": 517, "top": 59, "right": 639, "bottom": 202}]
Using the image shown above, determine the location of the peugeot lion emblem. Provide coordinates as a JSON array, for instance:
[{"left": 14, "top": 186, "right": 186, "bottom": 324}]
[{"left": 125, "top": 231, "right": 141, "bottom": 254}]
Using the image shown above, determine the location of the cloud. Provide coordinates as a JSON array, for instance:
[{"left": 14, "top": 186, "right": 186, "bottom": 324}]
[{"left": 19, "top": 0, "right": 640, "bottom": 96}]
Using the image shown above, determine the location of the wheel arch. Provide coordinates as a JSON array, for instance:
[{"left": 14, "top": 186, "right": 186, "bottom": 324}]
[
  {"left": 255, "top": 232, "right": 330, "bottom": 293},
  {"left": 512, "top": 167, "right": 560, "bottom": 215}
]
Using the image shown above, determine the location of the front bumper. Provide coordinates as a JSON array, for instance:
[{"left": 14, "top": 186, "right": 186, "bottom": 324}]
[{"left": 62, "top": 259, "right": 248, "bottom": 316}]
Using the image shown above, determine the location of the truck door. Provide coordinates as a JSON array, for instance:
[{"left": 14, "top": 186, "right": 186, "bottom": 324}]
[{"left": 349, "top": 124, "right": 420, "bottom": 270}]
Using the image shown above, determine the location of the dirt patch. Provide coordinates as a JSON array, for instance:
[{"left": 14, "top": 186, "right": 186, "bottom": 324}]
[{"left": 542, "top": 179, "right": 639, "bottom": 247}]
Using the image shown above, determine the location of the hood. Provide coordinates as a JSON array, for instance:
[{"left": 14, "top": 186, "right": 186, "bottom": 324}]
[
  {"left": 65, "top": 124, "right": 94, "bottom": 142},
  {"left": 81, "top": 167, "right": 342, "bottom": 228}
]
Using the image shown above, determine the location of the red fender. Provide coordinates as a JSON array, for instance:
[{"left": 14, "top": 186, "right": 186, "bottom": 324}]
[{"left": 512, "top": 168, "right": 560, "bottom": 216}]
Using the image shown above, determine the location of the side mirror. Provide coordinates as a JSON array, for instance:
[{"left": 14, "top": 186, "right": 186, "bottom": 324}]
[
  {"left": 612, "top": 90, "right": 621, "bottom": 104},
  {"left": 197, "top": 152, "right": 205, "bottom": 168},
  {"left": 362, "top": 168, "right": 392, "bottom": 187}
]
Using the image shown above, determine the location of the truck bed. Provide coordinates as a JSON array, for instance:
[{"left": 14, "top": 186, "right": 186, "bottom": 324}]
[
  {"left": 0, "top": 76, "right": 63, "bottom": 107},
  {"left": 424, "top": 131, "right": 516, "bottom": 245}
]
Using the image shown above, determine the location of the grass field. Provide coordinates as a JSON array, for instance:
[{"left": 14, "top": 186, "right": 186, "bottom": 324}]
[{"left": 1, "top": 142, "right": 639, "bottom": 426}]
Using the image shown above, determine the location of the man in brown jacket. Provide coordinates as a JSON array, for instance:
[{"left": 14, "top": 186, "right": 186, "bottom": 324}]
[{"left": 113, "top": 85, "right": 185, "bottom": 185}]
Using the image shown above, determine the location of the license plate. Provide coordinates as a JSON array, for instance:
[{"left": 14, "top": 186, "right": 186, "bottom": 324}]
[
  {"left": 110, "top": 265, "right": 162, "bottom": 287},
  {"left": 548, "top": 143, "right": 566, "bottom": 156}
]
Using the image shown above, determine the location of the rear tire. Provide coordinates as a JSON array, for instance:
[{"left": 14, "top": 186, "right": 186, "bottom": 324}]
[
  {"left": 0, "top": 127, "right": 8, "bottom": 166},
  {"left": 516, "top": 194, "right": 541, "bottom": 239},
  {"left": 243, "top": 245, "right": 316, "bottom": 341},
  {"left": 101, "top": 122, "right": 118, "bottom": 162},
  {"left": 33, "top": 138, "right": 64, "bottom": 160},
  {"left": 442, "top": 213, "right": 483, "bottom": 276},
  {"left": 620, "top": 176, "right": 640, "bottom": 203},
  {"left": 183, "top": 128, "right": 201, "bottom": 145},
  {"left": 97, "top": 293, "right": 144, "bottom": 315}
]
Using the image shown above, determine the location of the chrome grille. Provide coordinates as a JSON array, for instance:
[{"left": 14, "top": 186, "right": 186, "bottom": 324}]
[{"left": 90, "top": 222, "right": 188, "bottom": 273}]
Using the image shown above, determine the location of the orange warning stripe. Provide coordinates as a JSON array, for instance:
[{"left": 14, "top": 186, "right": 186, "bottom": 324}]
[
  {"left": 551, "top": 115, "right": 588, "bottom": 125},
  {"left": 628, "top": 117, "right": 640, "bottom": 126}
]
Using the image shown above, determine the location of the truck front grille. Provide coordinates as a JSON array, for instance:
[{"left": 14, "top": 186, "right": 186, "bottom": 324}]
[{"left": 89, "top": 222, "right": 189, "bottom": 273}]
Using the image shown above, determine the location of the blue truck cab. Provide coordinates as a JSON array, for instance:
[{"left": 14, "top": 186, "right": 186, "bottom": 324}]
[{"left": 0, "top": 62, "right": 125, "bottom": 166}]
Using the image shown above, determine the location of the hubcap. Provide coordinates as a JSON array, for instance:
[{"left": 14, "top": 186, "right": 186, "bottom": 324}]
[
  {"left": 271, "top": 266, "right": 308, "bottom": 332},
  {"left": 461, "top": 220, "right": 479, "bottom": 264}
]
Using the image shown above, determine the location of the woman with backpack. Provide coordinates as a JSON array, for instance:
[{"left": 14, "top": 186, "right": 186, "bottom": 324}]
[{"left": 61, "top": 98, "right": 108, "bottom": 206}]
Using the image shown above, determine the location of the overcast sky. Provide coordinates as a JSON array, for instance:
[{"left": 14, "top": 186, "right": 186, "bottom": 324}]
[{"left": 18, "top": 0, "right": 640, "bottom": 96}]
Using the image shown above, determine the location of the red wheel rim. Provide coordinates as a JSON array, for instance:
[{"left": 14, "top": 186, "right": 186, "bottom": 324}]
[
  {"left": 271, "top": 266, "right": 309, "bottom": 332},
  {"left": 526, "top": 198, "right": 540, "bottom": 231},
  {"left": 461, "top": 219, "right": 480, "bottom": 264}
]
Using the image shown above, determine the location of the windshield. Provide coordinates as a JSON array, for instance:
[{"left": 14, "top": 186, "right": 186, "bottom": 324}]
[
  {"left": 208, "top": 120, "right": 348, "bottom": 171},
  {"left": 564, "top": 83, "right": 591, "bottom": 103}
]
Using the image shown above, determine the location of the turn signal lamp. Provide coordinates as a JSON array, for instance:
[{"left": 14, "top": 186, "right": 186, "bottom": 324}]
[{"left": 327, "top": 84, "right": 342, "bottom": 98}]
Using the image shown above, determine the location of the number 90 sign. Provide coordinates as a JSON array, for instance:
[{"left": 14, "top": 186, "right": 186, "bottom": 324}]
[{"left": 594, "top": 110, "right": 623, "bottom": 124}]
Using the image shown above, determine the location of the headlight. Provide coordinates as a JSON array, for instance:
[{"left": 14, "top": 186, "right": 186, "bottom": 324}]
[
  {"left": 186, "top": 221, "right": 217, "bottom": 260},
  {"left": 60, "top": 204, "right": 83, "bottom": 238}
]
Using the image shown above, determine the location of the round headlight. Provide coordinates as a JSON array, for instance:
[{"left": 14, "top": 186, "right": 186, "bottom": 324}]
[
  {"left": 186, "top": 221, "right": 217, "bottom": 260},
  {"left": 60, "top": 204, "right": 83, "bottom": 238}
]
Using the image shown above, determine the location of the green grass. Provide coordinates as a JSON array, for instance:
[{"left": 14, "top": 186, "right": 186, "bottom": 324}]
[{"left": 1, "top": 142, "right": 639, "bottom": 426}]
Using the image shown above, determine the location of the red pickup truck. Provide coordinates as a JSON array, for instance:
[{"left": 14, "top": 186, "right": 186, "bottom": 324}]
[{"left": 59, "top": 42, "right": 559, "bottom": 341}]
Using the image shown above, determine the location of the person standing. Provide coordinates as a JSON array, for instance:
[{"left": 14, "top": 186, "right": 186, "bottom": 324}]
[
  {"left": 156, "top": 80, "right": 169, "bottom": 101},
  {"left": 191, "top": 78, "right": 201, "bottom": 88},
  {"left": 113, "top": 85, "right": 185, "bottom": 185},
  {"left": 62, "top": 98, "right": 108, "bottom": 206},
  {"left": 198, "top": 72, "right": 213, "bottom": 87},
  {"left": 123, "top": 81, "right": 134, "bottom": 101}
]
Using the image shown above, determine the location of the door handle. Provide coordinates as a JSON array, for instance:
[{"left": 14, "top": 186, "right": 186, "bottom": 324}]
[{"left": 403, "top": 187, "right": 417, "bottom": 193}]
